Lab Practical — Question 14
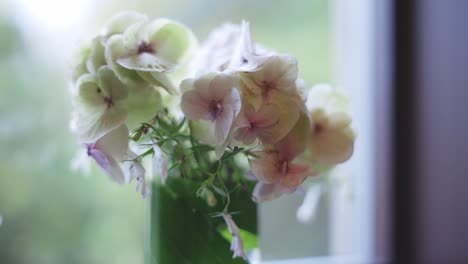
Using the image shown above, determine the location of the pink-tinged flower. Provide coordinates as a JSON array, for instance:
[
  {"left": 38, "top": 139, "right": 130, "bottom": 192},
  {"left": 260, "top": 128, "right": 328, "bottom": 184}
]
[
  {"left": 152, "top": 144, "right": 168, "bottom": 184},
  {"left": 239, "top": 54, "right": 298, "bottom": 109},
  {"left": 249, "top": 150, "right": 313, "bottom": 189},
  {"left": 248, "top": 113, "right": 315, "bottom": 201},
  {"left": 85, "top": 124, "right": 129, "bottom": 184},
  {"left": 180, "top": 73, "right": 241, "bottom": 157},
  {"left": 222, "top": 213, "right": 247, "bottom": 260},
  {"left": 233, "top": 104, "right": 278, "bottom": 144}
]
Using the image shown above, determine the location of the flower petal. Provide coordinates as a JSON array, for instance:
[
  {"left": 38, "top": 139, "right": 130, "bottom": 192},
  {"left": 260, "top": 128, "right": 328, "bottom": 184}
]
[
  {"left": 153, "top": 144, "right": 168, "bottom": 184},
  {"left": 248, "top": 151, "right": 278, "bottom": 183},
  {"left": 222, "top": 213, "right": 247, "bottom": 260},
  {"left": 86, "top": 37, "right": 106, "bottom": 74},
  {"left": 122, "top": 151, "right": 145, "bottom": 184},
  {"left": 76, "top": 73, "right": 103, "bottom": 107},
  {"left": 95, "top": 124, "right": 129, "bottom": 161},
  {"left": 97, "top": 66, "right": 128, "bottom": 100},
  {"left": 89, "top": 148, "right": 126, "bottom": 184},
  {"left": 125, "top": 85, "right": 162, "bottom": 130},
  {"left": 215, "top": 105, "right": 235, "bottom": 146},
  {"left": 181, "top": 89, "right": 210, "bottom": 120},
  {"left": 101, "top": 11, "right": 148, "bottom": 40},
  {"left": 252, "top": 182, "right": 294, "bottom": 202},
  {"left": 282, "top": 163, "right": 314, "bottom": 188},
  {"left": 263, "top": 91, "right": 301, "bottom": 144},
  {"left": 310, "top": 112, "right": 355, "bottom": 165},
  {"left": 274, "top": 111, "right": 310, "bottom": 160},
  {"left": 145, "top": 19, "right": 197, "bottom": 67},
  {"left": 117, "top": 53, "right": 175, "bottom": 72},
  {"left": 105, "top": 35, "right": 147, "bottom": 87},
  {"left": 75, "top": 103, "right": 127, "bottom": 143}
]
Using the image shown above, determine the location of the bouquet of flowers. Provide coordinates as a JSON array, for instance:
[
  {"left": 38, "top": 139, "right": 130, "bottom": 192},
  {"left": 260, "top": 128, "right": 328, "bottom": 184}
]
[{"left": 70, "top": 11, "right": 355, "bottom": 263}]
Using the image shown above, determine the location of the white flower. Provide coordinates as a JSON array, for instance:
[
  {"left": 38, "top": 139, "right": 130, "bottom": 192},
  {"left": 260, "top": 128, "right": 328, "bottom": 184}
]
[
  {"left": 86, "top": 37, "right": 107, "bottom": 74},
  {"left": 222, "top": 213, "right": 247, "bottom": 260},
  {"left": 306, "top": 85, "right": 355, "bottom": 165},
  {"left": 306, "top": 83, "right": 349, "bottom": 113},
  {"left": 189, "top": 23, "right": 241, "bottom": 75},
  {"left": 122, "top": 151, "right": 145, "bottom": 182},
  {"left": 135, "top": 175, "right": 150, "bottom": 198},
  {"left": 105, "top": 18, "right": 197, "bottom": 94},
  {"left": 309, "top": 110, "right": 355, "bottom": 165},
  {"left": 72, "top": 66, "right": 128, "bottom": 142},
  {"left": 228, "top": 20, "right": 271, "bottom": 72},
  {"left": 152, "top": 144, "right": 168, "bottom": 185},
  {"left": 189, "top": 21, "right": 271, "bottom": 76}
]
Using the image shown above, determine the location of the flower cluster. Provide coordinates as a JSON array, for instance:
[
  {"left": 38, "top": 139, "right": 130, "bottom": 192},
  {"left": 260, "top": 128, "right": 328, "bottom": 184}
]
[
  {"left": 182, "top": 21, "right": 355, "bottom": 202},
  {"left": 69, "top": 12, "right": 355, "bottom": 260},
  {"left": 70, "top": 12, "right": 196, "bottom": 195}
]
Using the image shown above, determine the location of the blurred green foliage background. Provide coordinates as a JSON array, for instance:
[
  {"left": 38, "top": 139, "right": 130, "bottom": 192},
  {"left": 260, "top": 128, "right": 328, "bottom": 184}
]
[{"left": 0, "top": 0, "right": 330, "bottom": 263}]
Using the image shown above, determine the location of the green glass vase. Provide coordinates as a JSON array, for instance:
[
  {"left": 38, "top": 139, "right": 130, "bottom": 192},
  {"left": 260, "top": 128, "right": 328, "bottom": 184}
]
[{"left": 146, "top": 177, "right": 257, "bottom": 264}]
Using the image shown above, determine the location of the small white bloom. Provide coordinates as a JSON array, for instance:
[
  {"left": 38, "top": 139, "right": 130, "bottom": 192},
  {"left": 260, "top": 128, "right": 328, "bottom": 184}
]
[
  {"left": 222, "top": 213, "right": 247, "bottom": 260},
  {"left": 135, "top": 175, "right": 150, "bottom": 198},
  {"left": 122, "top": 151, "right": 145, "bottom": 184},
  {"left": 152, "top": 144, "right": 168, "bottom": 185}
]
